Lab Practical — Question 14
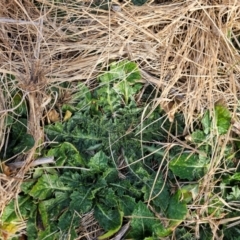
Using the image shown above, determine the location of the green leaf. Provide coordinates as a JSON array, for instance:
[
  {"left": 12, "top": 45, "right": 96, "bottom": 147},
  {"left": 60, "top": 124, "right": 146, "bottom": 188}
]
[
  {"left": 207, "top": 196, "right": 223, "bottom": 217},
  {"left": 45, "top": 122, "right": 65, "bottom": 142},
  {"left": 214, "top": 105, "right": 231, "bottom": 135},
  {"left": 37, "top": 225, "right": 59, "bottom": 240},
  {"left": 190, "top": 130, "right": 210, "bottom": 153},
  {"left": 72, "top": 83, "right": 92, "bottom": 111},
  {"left": 92, "top": 0, "right": 111, "bottom": 10},
  {"left": 12, "top": 92, "right": 28, "bottom": 117},
  {"left": 201, "top": 105, "right": 231, "bottom": 136},
  {"left": 118, "top": 195, "right": 136, "bottom": 215},
  {"left": 98, "top": 71, "right": 116, "bottom": 83},
  {"left": 97, "top": 60, "right": 142, "bottom": 105},
  {"left": 29, "top": 174, "right": 68, "bottom": 200},
  {"left": 97, "top": 188, "right": 118, "bottom": 209},
  {"left": 13, "top": 133, "right": 35, "bottom": 154},
  {"left": 102, "top": 167, "right": 119, "bottom": 182},
  {"left": 229, "top": 172, "right": 240, "bottom": 181},
  {"left": 88, "top": 151, "right": 109, "bottom": 172},
  {"left": 191, "top": 130, "right": 206, "bottom": 143},
  {"left": 94, "top": 203, "right": 122, "bottom": 232},
  {"left": 142, "top": 174, "right": 170, "bottom": 211},
  {"left": 135, "top": 166, "right": 151, "bottom": 180},
  {"left": 167, "top": 191, "right": 187, "bottom": 228},
  {"left": 11, "top": 118, "right": 27, "bottom": 138},
  {"left": 169, "top": 153, "right": 206, "bottom": 180},
  {"left": 36, "top": 193, "right": 74, "bottom": 237},
  {"left": 5, "top": 116, "right": 32, "bottom": 158},
  {"left": 227, "top": 186, "right": 240, "bottom": 201},
  {"left": 47, "top": 142, "right": 85, "bottom": 166},
  {"left": 202, "top": 110, "right": 211, "bottom": 135},
  {"left": 69, "top": 190, "right": 92, "bottom": 213},
  {"left": 26, "top": 213, "right": 38, "bottom": 239},
  {"left": 99, "top": 60, "right": 141, "bottom": 83},
  {"left": 179, "top": 184, "right": 199, "bottom": 203},
  {"left": 32, "top": 167, "right": 58, "bottom": 179},
  {"left": 152, "top": 223, "right": 172, "bottom": 238},
  {"left": 113, "top": 61, "right": 141, "bottom": 104},
  {"left": 1, "top": 196, "right": 33, "bottom": 223},
  {"left": 21, "top": 180, "right": 37, "bottom": 195},
  {"left": 128, "top": 201, "right": 157, "bottom": 239},
  {"left": 98, "top": 211, "right": 124, "bottom": 240},
  {"left": 113, "top": 80, "right": 142, "bottom": 104},
  {"left": 131, "top": 0, "right": 147, "bottom": 6},
  {"left": 38, "top": 198, "right": 58, "bottom": 229},
  {"left": 110, "top": 180, "right": 142, "bottom": 198},
  {"left": 89, "top": 183, "right": 106, "bottom": 199},
  {"left": 174, "top": 227, "right": 194, "bottom": 239},
  {"left": 5, "top": 115, "right": 14, "bottom": 126},
  {"left": 96, "top": 84, "right": 121, "bottom": 113},
  {"left": 59, "top": 171, "right": 87, "bottom": 189},
  {"left": 57, "top": 210, "right": 78, "bottom": 239}
]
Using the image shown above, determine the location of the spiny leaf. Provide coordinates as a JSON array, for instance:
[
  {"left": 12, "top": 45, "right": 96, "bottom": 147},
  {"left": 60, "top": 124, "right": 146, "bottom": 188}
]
[
  {"left": 13, "top": 133, "right": 35, "bottom": 154},
  {"left": 88, "top": 151, "right": 109, "bottom": 172},
  {"left": 47, "top": 142, "right": 85, "bottom": 166},
  {"left": 94, "top": 203, "right": 122, "bottom": 231},
  {"left": 142, "top": 174, "right": 170, "bottom": 211},
  {"left": 118, "top": 195, "right": 136, "bottom": 215},
  {"left": 1, "top": 196, "right": 32, "bottom": 223},
  {"left": 167, "top": 191, "right": 187, "bottom": 228},
  {"left": 191, "top": 130, "right": 206, "bottom": 143},
  {"left": 128, "top": 201, "right": 158, "bottom": 239},
  {"left": 169, "top": 153, "right": 206, "bottom": 180},
  {"left": 69, "top": 190, "right": 93, "bottom": 213},
  {"left": 29, "top": 174, "right": 69, "bottom": 200},
  {"left": 214, "top": 105, "right": 231, "bottom": 135},
  {"left": 98, "top": 211, "right": 124, "bottom": 240}
]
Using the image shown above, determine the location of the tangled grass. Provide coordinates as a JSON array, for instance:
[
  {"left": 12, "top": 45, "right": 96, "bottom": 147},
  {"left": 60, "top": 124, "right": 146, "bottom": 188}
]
[{"left": 1, "top": 0, "right": 240, "bottom": 238}]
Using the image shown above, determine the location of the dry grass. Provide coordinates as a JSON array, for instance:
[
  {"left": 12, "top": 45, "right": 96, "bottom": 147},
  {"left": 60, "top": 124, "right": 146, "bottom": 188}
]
[{"left": 1, "top": 0, "right": 240, "bottom": 238}]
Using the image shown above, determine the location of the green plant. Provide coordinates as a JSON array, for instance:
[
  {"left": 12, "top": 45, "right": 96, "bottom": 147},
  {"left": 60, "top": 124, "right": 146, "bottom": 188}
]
[
  {"left": 1, "top": 61, "right": 240, "bottom": 239},
  {"left": 0, "top": 84, "right": 35, "bottom": 161}
]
